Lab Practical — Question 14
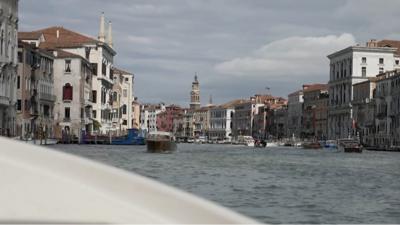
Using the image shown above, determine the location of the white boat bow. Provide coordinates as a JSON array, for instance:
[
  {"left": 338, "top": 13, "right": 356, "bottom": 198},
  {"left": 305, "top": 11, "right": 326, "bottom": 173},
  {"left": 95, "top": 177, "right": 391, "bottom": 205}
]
[{"left": 0, "top": 137, "right": 258, "bottom": 224}]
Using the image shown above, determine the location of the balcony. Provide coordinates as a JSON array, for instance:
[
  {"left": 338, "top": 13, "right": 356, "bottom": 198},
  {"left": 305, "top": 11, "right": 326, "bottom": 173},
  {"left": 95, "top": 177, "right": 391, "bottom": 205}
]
[
  {"left": 0, "top": 96, "right": 9, "bottom": 106},
  {"left": 39, "top": 93, "right": 56, "bottom": 102}
]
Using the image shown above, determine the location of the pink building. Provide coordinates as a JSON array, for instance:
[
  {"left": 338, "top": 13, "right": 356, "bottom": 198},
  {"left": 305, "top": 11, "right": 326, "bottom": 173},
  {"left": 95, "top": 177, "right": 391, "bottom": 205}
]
[{"left": 156, "top": 105, "right": 183, "bottom": 132}]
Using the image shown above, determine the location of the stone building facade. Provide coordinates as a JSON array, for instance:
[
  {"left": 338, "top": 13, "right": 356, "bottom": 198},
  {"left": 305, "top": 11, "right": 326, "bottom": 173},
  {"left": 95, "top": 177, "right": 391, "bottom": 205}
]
[
  {"left": 327, "top": 40, "right": 399, "bottom": 139},
  {"left": 287, "top": 90, "right": 303, "bottom": 139},
  {"left": 16, "top": 41, "right": 55, "bottom": 140},
  {"left": 52, "top": 50, "right": 92, "bottom": 140},
  {"left": 352, "top": 78, "right": 376, "bottom": 146},
  {"left": 302, "top": 84, "right": 329, "bottom": 140},
  {"left": 0, "top": 0, "right": 18, "bottom": 136}
]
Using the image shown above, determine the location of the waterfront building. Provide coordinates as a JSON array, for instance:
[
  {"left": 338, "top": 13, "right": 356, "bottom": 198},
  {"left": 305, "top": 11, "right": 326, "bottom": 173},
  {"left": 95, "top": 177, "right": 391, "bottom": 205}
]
[
  {"left": 156, "top": 105, "right": 183, "bottom": 132},
  {"left": 140, "top": 103, "right": 165, "bottom": 133},
  {"left": 209, "top": 99, "right": 243, "bottom": 142},
  {"left": 327, "top": 39, "right": 399, "bottom": 139},
  {"left": 52, "top": 49, "right": 92, "bottom": 140},
  {"left": 232, "top": 100, "right": 252, "bottom": 138},
  {"left": 374, "top": 69, "right": 400, "bottom": 148},
  {"left": 0, "top": 0, "right": 18, "bottom": 136},
  {"left": 190, "top": 74, "right": 200, "bottom": 110},
  {"left": 172, "top": 108, "right": 186, "bottom": 139},
  {"left": 267, "top": 105, "right": 288, "bottom": 139},
  {"left": 302, "top": 84, "right": 329, "bottom": 140},
  {"left": 131, "top": 99, "right": 140, "bottom": 128},
  {"left": 16, "top": 42, "right": 55, "bottom": 140},
  {"left": 352, "top": 78, "right": 376, "bottom": 146},
  {"left": 110, "top": 67, "right": 134, "bottom": 134},
  {"left": 183, "top": 110, "right": 194, "bottom": 138},
  {"left": 252, "top": 95, "right": 287, "bottom": 140},
  {"left": 193, "top": 106, "right": 214, "bottom": 138},
  {"left": 287, "top": 90, "right": 304, "bottom": 139},
  {"left": 19, "top": 13, "right": 117, "bottom": 134}
]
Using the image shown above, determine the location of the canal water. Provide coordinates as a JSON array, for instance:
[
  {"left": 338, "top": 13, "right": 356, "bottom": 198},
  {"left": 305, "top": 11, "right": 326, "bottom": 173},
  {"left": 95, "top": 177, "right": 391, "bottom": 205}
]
[{"left": 51, "top": 144, "right": 400, "bottom": 224}]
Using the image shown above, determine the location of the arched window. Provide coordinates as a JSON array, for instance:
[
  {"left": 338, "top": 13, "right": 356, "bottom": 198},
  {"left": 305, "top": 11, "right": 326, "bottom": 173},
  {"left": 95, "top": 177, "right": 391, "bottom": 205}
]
[{"left": 63, "top": 83, "right": 73, "bottom": 101}]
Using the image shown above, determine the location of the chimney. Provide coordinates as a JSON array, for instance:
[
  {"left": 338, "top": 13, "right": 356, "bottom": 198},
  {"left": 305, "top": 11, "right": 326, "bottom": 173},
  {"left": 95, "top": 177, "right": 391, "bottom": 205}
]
[
  {"left": 366, "top": 39, "right": 378, "bottom": 48},
  {"left": 107, "top": 20, "right": 113, "bottom": 48},
  {"left": 98, "top": 12, "right": 105, "bottom": 42},
  {"left": 56, "top": 29, "right": 59, "bottom": 39}
]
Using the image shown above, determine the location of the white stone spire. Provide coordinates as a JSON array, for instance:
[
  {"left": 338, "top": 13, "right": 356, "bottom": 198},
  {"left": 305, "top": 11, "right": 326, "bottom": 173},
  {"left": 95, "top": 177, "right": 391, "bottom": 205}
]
[
  {"left": 98, "top": 12, "right": 105, "bottom": 42},
  {"left": 107, "top": 21, "right": 113, "bottom": 48}
]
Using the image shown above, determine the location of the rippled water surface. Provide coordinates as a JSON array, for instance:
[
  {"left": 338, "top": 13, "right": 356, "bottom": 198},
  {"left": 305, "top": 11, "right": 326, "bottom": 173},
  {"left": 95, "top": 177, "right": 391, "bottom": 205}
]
[{"left": 51, "top": 144, "right": 400, "bottom": 224}]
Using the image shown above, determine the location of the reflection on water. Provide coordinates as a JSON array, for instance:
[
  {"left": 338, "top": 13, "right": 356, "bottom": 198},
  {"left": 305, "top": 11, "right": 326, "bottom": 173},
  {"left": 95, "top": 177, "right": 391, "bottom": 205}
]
[{"left": 51, "top": 144, "right": 400, "bottom": 224}]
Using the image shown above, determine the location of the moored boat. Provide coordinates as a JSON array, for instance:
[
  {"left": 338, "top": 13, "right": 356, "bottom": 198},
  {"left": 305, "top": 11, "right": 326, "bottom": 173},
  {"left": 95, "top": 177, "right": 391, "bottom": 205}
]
[
  {"left": 338, "top": 139, "right": 362, "bottom": 153},
  {"left": 302, "top": 141, "right": 322, "bottom": 149},
  {"left": 146, "top": 131, "right": 177, "bottom": 153}
]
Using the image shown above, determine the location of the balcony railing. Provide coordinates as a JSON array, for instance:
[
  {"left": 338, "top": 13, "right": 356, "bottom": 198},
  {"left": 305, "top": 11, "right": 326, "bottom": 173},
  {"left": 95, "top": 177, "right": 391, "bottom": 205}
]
[
  {"left": 39, "top": 93, "right": 56, "bottom": 102},
  {"left": 0, "top": 96, "right": 9, "bottom": 106}
]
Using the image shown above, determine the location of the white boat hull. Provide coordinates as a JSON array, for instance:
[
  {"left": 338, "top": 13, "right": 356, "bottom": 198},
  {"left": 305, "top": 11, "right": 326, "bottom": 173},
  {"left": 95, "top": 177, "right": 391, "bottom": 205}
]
[{"left": 0, "top": 137, "right": 257, "bottom": 224}]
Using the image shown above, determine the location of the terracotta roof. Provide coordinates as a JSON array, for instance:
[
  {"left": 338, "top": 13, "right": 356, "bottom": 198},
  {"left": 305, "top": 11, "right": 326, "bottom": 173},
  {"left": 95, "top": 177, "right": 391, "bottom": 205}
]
[
  {"left": 21, "top": 26, "right": 99, "bottom": 49},
  {"left": 18, "top": 31, "right": 42, "bottom": 40},
  {"left": 219, "top": 99, "right": 247, "bottom": 108},
  {"left": 112, "top": 67, "right": 133, "bottom": 75},
  {"left": 302, "top": 83, "right": 328, "bottom": 93},
  {"left": 54, "top": 49, "right": 84, "bottom": 59},
  {"left": 378, "top": 40, "right": 400, "bottom": 55}
]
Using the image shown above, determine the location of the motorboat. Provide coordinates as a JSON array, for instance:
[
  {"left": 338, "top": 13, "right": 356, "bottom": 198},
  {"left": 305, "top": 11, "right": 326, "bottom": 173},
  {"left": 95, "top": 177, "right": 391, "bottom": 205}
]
[
  {"left": 236, "top": 136, "right": 255, "bottom": 147},
  {"left": 146, "top": 131, "right": 177, "bottom": 153},
  {"left": 338, "top": 139, "right": 363, "bottom": 153},
  {"left": 324, "top": 140, "right": 338, "bottom": 149},
  {"left": 0, "top": 137, "right": 257, "bottom": 223},
  {"left": 302, "top": 141, "right": 322, "bottom": 149}
]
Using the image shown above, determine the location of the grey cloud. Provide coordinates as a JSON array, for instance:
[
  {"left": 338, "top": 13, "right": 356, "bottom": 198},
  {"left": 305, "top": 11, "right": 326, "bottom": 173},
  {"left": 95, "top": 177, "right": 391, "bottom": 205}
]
[{"left": 19, "top": 0, "right": 400, "bottom": 106}]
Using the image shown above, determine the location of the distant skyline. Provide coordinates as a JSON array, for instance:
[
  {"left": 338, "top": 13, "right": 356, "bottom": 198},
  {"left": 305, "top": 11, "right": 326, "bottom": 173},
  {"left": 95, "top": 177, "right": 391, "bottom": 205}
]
[{"left": 20, "top": 0, "right": 400, "bottom": 106}]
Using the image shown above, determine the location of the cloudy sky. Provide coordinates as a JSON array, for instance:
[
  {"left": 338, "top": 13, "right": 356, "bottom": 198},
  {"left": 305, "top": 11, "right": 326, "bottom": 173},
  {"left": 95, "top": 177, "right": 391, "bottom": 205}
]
[{"left": 20, "top": 0, "right": 400, "bottom": 106}]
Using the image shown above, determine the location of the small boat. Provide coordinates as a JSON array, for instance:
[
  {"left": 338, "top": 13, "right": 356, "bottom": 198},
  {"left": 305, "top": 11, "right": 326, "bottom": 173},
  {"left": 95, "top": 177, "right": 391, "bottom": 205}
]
[
  {"left": 110, "top": 129, "right": 146, "bottom": 145},
  {"left": 146, "top": 131, "right": 177, "bottom": 153},
  {"left": 266, "top": 141, "right": 279, "bottom": 147},
  {"left": 338, "top": 139, "right": 362, "bottom": 153},
  {"left": 324, "top": 140, "right": 338, "bottom": 149},
  {"left": 302, "top": 141, "right": 322, "bottom": 149}
]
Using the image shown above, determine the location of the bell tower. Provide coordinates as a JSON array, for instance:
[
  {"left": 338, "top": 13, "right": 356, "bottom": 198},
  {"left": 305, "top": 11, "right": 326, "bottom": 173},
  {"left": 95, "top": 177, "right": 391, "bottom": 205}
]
[{"left": 190, "top": 73, "right": 200, "bottom": 110}]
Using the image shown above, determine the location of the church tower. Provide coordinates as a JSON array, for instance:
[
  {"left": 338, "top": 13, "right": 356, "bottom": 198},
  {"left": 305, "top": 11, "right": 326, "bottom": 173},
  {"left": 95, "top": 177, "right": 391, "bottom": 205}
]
[{"left": 190, "top": 74, "right": 200, "bottom": 110}]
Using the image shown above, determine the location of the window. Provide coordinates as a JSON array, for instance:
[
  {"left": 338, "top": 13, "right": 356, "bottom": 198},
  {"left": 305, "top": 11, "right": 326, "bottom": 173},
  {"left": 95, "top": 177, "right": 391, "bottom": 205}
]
[
  {"left": 63, "top": 83, "right": 73, "bottom": 101},
  {"left": 92, "top": 90, "right": 97, "bottom": 103},
  {"left": 17, "top": 76, "right": 20, "bottom": 89},
  {"left": 362, "top": 67, "right": 366, "bottom": 77},
  {"left": 93, "top": 110, "right": 97, "bottom": 118},
  {"left": 102, "top": 62, "right": 106, "bottom": 76},
  {"left": 379, "top": 58, "right": 384, "bottom": 64},
  {"left": 65, "top": 107, "right": 70, "bottom": 119},
  {"left": 123, "top": 120, "right": 127, "bottom": 125},
  {"left": 18, "top": 51, "right": 22, "bottom": 63},
  {"left": 65, "top": 59, "right": 71, "bottom": 73},
  {"left": 17, "top": 99, "right": 21, "bottom": 111},
  {"left": 362, "top": 57, "right": 366, "bottom": 64},
  {"left": 125, "top": 77, "right": 129, "bottom": 82},
  {"left": 81, "top": 108, "right": 84, "bottom": 119},
  {"left": 379, "top": 67, "right": 384, "bottom": 74},
  {"left": 91, "top": 63, "right": 97, "bottom": 75},
  {"left": 122, "top": 104, "right": 127, "bottom": 115},
  {"left": 396, "top": 60, "right": 399, "bottom": 65},
  {"left": 123, "top": 89, "right": 127, "bottom": 97},
  {"left": 44, "top": 105, "right": 50, "bottom": 117}
]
